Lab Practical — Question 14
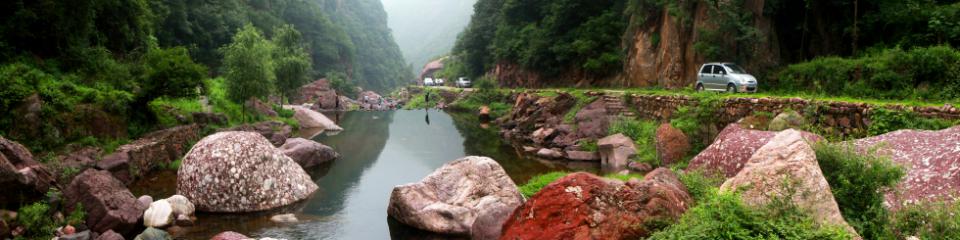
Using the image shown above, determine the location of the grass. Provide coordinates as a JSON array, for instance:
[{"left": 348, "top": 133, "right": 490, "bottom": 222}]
[
  {"left": 518, "top": 171, "right": 569, "bottom": 198},
  {"left": 148, "top": 97, "right": 204, "bottom": 127},
  {"left": 603, "top": 173, "right": 645, "bottom": 182},
  {"left": 563, "top": 90, "right": 597, "bottom": 123}
]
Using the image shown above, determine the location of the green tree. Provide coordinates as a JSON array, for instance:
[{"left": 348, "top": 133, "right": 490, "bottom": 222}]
[
  {"left": 222, "top": 24, "right": 274, "bottom": 122},
  {"left": 141, "top": 46, "right": 208, "bottom": 101},
  {"left": 272, "top": 24, "right": 312, "bottom": 104}
]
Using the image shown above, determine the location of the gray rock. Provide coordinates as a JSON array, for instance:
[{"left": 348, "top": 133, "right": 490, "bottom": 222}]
[
  {"left": 60, "top": 230, "right": 91, "bottom": 240},
  {"left": 174, "top": 214, "right": 193, "bottom": 227},
  {"left": 564, "top": 151, "right": 599, "bottom": 161},
  {"left": 388, "top": 156, "right": 522, "bottom": 236},
  {"left": 95, "top": 230, "right": 124, "bottom": 240},
  {"left": 535, "top": 148, "right": 563, "bottom": 159},
  {"left": 278, "top": 138, "right": 339, "bottom": 168},
  {"left": 598, "top": 134, "right": 637, "bottom": 171},
  {"left": 165, "top": 195, "right": 194, "bottom": 216},
  {"left": 133, "top": 228, "right": 171, "bottom": 240},
  {"left": 270, "top": 214, "right": 298, "bottom": 223},
  {"left": 137, "top": 196, "right": 153, "bottom": 209},
  {"left": 284, "top": 105, "right": 343, "bottom": 131},
  {"left": 768, "top": 111, "right": 805, "bottom": 131},
  {"left": 177, "top": 132, "right": 318, "bottom": 213},
  {"left": 143, "top": 200, "right": 173, "bottom": 228}
]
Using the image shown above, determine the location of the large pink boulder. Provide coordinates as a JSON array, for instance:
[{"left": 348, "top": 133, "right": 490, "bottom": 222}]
[
  {"left": 852, "top": 126, "right": 960, "bottom": 209},
  {"left": 64, "top": 169, "right": 147, "bottom": 236},
  {"left": 687, "top": 124, "right": 822, "bottom": 178}
]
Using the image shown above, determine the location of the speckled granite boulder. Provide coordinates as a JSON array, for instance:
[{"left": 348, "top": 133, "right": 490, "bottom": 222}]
[
  {"left": 852, "top": 126, "right": 960, "bottom": 209},
  {"left": 687, "top": 124, "right": 823, "bottom": 178},
  {"left": 177, "top": 131, "right": 318, "bottom": 213}
]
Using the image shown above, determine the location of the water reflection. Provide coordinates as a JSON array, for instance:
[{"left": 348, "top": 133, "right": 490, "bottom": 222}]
[{"left": 130, "top": 110, "right": 597, "bottom": 239}]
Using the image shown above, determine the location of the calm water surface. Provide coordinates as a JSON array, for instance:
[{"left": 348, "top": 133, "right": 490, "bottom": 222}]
[{"left": 131, "top": 110, "right": 598, "bottom": 239}]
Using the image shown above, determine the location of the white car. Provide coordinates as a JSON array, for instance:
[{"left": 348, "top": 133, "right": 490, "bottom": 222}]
[
  {"left": 423, "top": 78, "right": 435, "bottom": 86},
  {"left": 435, "top": 78, "right": 445, "bottom": 86},
  {"left": 455, "top": 77, "right": 472, "bottom": 88},
  {"left": 695, "top": 63, "right": 758, "bottom": 93}
]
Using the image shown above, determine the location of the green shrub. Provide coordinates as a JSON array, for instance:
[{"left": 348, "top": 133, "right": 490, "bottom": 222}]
[
  {"left": 148, "top": 97, "right": 204, "bottom": 127},
  {"left": 518, "top": 172, "right": 569, "bottom": 198},
  {"left": 577, "top": 139, "right": 599, "bottom": 152},
  {"left": 891, "top": 202, "right": 960, "bottom": 239},
  {"left": 608, "top": 117, "right": 658, "bottom": 166},
  {"left": 814, "top": 142, "right": 905, "bottom": 239},
  {"left": 204, "top": 78, "right": 245, "bottom": 125},
  {"left": 677, "top": 169, "right": 725, "bottom": 203},
  {"left": 603, "top": 173, "right": 645, "bottom": 182},
  {"left": 404, "top": 88, "right": 441, "bottom": 110},
  {"left": 868, "top": 108, "right": 957, "bottom": 135},
  {"left": 775, "top": 46, "right": 960, "bottom": 101},
  {"left": 16, "top": 202, "right": 56, "bottom": 238},
  {"left": 648, "top": 190, "right": 851, "bottom": 239},
  {"left": 140, "top": 46, "right": 207, "bottom": 101}
]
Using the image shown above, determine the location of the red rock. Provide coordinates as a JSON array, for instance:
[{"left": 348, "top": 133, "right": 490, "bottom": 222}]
[
  {"left": 852, "top": 126, "right": 960, "bottom": 209},
  {"left": 64, "top": 169, "right": 146, "bottom": 236},
  {"left": 573, "top": 99, "right": 610, "bottom": 139},
  {"left": 687, "top": 124, "right": 822, "bottom": 178},
  {"left": 501, "top": 169, "right": 691, "bottom": 240},
  {"left": 210, "top": 231, "right": 249, "bottom": 240},
  {"left": 655, "top": 123, "right": 690, "bottom": 165},
  {"left": 245, "top": 98, "right": 278, "bottom": 117},
  {"left": 0, "top": 135, "right": 56, "bottom": 208}
]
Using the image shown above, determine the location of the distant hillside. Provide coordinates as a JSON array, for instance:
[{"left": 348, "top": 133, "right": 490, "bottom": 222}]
[{"left": 382, "top": 0, "right": 476, "bottom": 74}]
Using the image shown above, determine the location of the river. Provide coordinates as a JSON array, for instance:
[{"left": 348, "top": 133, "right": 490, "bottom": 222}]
[{"left": 130, "top": 110, "right": 598, "bottom": 239}]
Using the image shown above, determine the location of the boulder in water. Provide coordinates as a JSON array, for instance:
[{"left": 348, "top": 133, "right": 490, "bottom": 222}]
[
  {"left": 64, "top": 169, "right": 146, "bottom": 236},
  {"left": 143, "top": 200, "right": 173, "bottom": 228},
  {"left": 284, "top": 105, "right": 343, "bottom": 131},
  {"left": 278, "top": 138, "right": 339, "bottom": 168},
  {"left": 177, "top": 131, "right": 318, "bottom": 213},
  {"left": 387, "top": 156, "right": 522, "bottom": 238}
]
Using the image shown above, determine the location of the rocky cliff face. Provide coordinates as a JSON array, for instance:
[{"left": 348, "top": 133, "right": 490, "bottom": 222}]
[{"left": 620, "top": 0, "right": 780, "bottom": 89}]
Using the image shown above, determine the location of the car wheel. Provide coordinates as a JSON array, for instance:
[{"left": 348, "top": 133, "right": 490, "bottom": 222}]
[
  {"left": 727, "top": 84, "right": 737, "bottom": 93},
  {"left": 696, "top": 84, "right": 704, "bottom": 92}
]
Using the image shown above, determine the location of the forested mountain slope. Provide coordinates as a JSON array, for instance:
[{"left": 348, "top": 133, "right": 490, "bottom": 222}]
[
  {"left": 383, "top": 0, "right": 477, "bottom": 74},
  {"left": 449, "top": 0, "right": 960, "bottom": 91}
]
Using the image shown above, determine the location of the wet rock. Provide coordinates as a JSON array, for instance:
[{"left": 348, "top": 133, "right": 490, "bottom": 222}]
[
  {"left": 97, "top": 125, "right": 201, "bottom": 184},
  {"left": 852, "top": 126, "right": 960, "bottom": 208},
  {"left": 285, "top": 105, "right": 343, "bottom": 131},
  {"left": 137, "top": 196, "right": 153, "bottom": 209},
  {"left": 628, "top": 162, "right": 653, "bottom": 173},
  {"left": 535, "top": 148, "right": 563, "bottom": 159},
  {"left": 598, "top": 134, "right": 636, "bottom": 171},
  {"left": 245, "top": 98, "right": 277, "bottom": 117},
  {"left": 0, "top": 135, "right": 57, "bottom": 208},
  {"left": 521, "top": 146, "right": 538, "bottom": 153},
  {"left": 133, "top": 228, "right": 170, "bottom": 240},
  {"left": 501, "top": 169, "right": 692, "bottom": 239},
  {"left": 64, "top": 169, "right": 146, "bottom": 236},
  {"left": 177, "top": 132, "right": 318, "bottom": 213},
  {"left": 165, "top": 195, "right": 194, "bottom": 216},
  {"left": 573, "top": 100, "right": 610, "bottom": 139},
  {"left": 388, "top": 156, "right": 522, "bottom": 237},
  {"left": 278, "top": 138, "right": 339, "bottom": 168},
  {"left": 95, "top": 230, "right": 124, "bottom": 240},
  {"left": 687, "top": 124, "right": 822, "bottom": 178},
  {"left": 564, "top": 150, "right": 599, "bottom": 161},
  {"left": 225, "top": 121, "right": 292, "bottom": 147},
  {"left": 143, "top": 200, "right": 173, "bottom": 228},
  {"left": 270, "top": 214, "right": 298, "bottom": 223},
  {"left": 655, "top": 123, "right": 690, "bottom": 165},
  {"left": 768, "top": 111, "right": 805, "bottom": 131},
  {"left": 60, "top": 230, "right": 91, "bottom": 240},
  {"left": 174, "top": 214, "right": 193, "bottom": 227},
  {"left": 210, "top": 231, "right": 249, "bottom": 240},
  {"left": 721, "top": 130, "right": 859, "bottom": 238},
  {"left": 530, "top": 127, "right": 556, "bottom": 145}
]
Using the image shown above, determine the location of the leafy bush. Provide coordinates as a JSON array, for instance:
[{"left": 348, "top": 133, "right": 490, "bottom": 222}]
[
  {"left": 328, "top": 71, "right": 358, "bottom": 99},
  {"left": 867, "top": 108, "right": 957, "bottom": 135},
  {"left": 814, "top": 142, "right": 905, "bottom": 239},
  {"left": 140, "top": 46, "right": 207, "bottom": 101},
  {"left": 891, "top": 201, "right": 960, "bottom": 239},
  {"left": 17, "top": 202, "right": 55, "bottom": 237},
  {"left": 677, "top": 169, "right": 725, "bottom": 203},
  {"left": 775, "top": 46, "right": 960, "bottom": 101},
  {"left": 204, "top": 78, "right": 245, "bottom": 125},
  {"left": 648, "top": 190, "right": 852, "bottom": 239},
  {"left": 608, "top": 118, "right": 658, "bottom": 165},
  {"left": 518, "top": 172, "right": 569, "bottom": 198}
]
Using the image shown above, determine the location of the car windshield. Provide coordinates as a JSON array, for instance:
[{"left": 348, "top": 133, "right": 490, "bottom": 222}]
[{"left": 724, "top": 64, "right": 747, "bottom": 74}]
